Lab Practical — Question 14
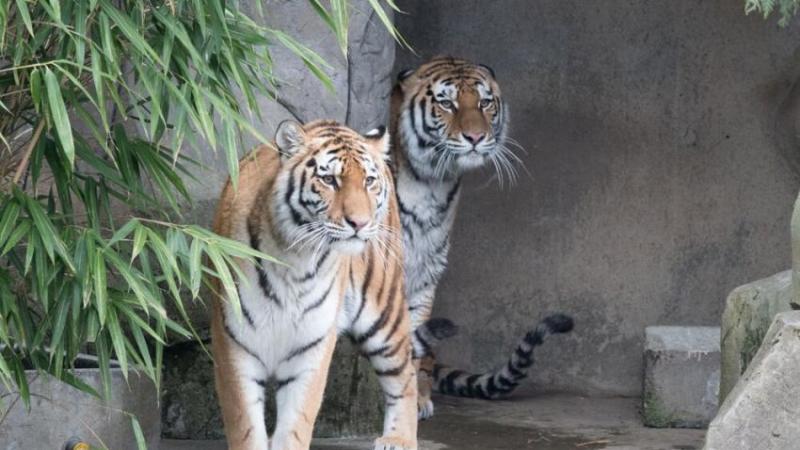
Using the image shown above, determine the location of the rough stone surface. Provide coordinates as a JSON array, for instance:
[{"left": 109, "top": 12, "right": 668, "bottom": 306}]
[
  {"left": 719, "top": 270, "right": 792, "bottom": 402},
  {"left": 0, "top": 369, "right": 159, "bottom": 450},
  {"left": 162, "top": 339, "right": 382, "bottom": 439},
  {"left": 394, "top": 0, "right": 799, "bottom": 396},
  {"left": 643, "top": 326, "right": 720, "bottom": 428},
  {"left": 161, "top": 0, "right": 394, "bottom": 440},
  {"left": 792, "top": 193, "right": 800, "bottom": 309},
  {"left": 705, "top": 311, "right": 800, "bottom": 450}
]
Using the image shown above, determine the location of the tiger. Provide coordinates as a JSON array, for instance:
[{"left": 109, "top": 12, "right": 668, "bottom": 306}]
[
  {"left": 390, "top": 56, "right": 575, "bottom": 419},
  {"left": 210, "top": 120, "right": 418, "bottom": 450}
]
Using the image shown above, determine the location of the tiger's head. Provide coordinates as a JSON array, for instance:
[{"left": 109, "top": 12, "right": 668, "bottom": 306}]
[
  {"left": 272, "top": 120, "right": 393, "bottom": 255},
  {"left": 394, "top": 56, "right": 514, "bottom": 181}
]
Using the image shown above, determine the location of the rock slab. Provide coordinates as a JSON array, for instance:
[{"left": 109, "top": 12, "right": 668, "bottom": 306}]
[
  {"left": 643, "top": 326, "right": 720, "bottom": 428},
  {"left": 161, "top": 339, "right": 383, "bottom": 439},
  {"left": 0, "top": 369, "right": 159, "bottom": 450},
  {"left": 705, "top": 311, "right": 800, "bottom": 450},
  {"left": 719, "top": 270, "right": 792, "bottom": 403}
]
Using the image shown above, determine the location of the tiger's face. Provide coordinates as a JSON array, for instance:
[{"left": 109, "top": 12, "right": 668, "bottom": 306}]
[
  {"left": 395, "top": 57, "right": 512, "bottom": 180},
  {"left": 273, "top": 120, "right": 392, "bottom": 255}
]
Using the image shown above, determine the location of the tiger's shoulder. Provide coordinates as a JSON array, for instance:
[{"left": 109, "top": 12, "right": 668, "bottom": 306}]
[{"left": 212, "top": 143, "right": 280, "bottom": 241}]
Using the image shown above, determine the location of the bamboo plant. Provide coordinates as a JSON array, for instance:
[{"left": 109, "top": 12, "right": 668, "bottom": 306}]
[{"left": 0, "top": 0, "right": 400, "bottom": 440}]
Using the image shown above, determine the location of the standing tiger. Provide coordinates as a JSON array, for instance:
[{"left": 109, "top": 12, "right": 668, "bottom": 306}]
[
  {"left": 391, "top": 56, "right": 575, "bottom": 418},
  {"left": 210, "top": 120, "right": 418, "bottom": 450}
]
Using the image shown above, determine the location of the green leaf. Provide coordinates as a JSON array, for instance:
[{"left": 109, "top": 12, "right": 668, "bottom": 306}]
[
  {"left": 44, "top": 68, "right": 75, "bottom": 168},
  {"left": 93, "top": 249, "right": 108, "bottom": 325},
  {"left": 131, "top": 416, "right": 147, "bottom": 450},
  {"left": 14, "top": 0, "right": 34, "bottom": 37}
]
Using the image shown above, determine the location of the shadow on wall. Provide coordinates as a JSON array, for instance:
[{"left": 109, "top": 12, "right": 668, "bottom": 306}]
[{"left": 393, "top": 0, "right": 800, "bottom": 395}]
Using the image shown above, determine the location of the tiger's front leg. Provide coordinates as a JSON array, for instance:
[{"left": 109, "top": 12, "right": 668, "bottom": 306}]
[
  {"left": 211, "top": 307, "right": 270, "bottom": 450},
  {"left": 270, "top": 328, "right": 339, "bottom": 450},
  {"left": 353, "top": 300, "right": 418, "bottom": 450}
]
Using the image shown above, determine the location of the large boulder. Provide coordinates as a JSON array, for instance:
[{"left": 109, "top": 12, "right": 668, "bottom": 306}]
[
  {"left": 719, "top": 270, "right": 792, "bottom": 402},
  {"left": 705, "top": 311, "right": 800, "bottom": 450}
]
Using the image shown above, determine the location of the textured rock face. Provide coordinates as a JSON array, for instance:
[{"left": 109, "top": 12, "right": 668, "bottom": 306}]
[
  {"left": 642, "top": 326, "right": 720, "bottom": 428},
  {"left": 161, "top": 339, "right": 383, "bottom": 439},
  {"left": 719, "top": 270, "right": 792, "bottom": 403},
  {"left": 0, "top": 369, "right": 159, "bottom": 450},
  {"left": 705, "top": 312, "right": 800, "bottom": 450},
  {"left": 792, "top": 194, "right": 800, "bottom": 309}
]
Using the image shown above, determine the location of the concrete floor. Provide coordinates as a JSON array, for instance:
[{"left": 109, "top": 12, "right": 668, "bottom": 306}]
[{"left": 162, "top": 393, "right": 705, "bottom": 450}]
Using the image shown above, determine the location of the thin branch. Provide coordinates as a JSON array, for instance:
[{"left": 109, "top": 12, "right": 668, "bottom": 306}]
[{"left": 12, "top": 121, "right": 45, "bottom": 185}]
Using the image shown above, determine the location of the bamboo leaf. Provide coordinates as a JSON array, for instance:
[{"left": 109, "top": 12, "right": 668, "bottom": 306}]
[
  {"left": 14, "top": 0, "right": 33, "bottom": 37},
  {"left": 44, "top": 68, "right": 75, "bottom": 168},
  {"left": 131, "top": 416, "right": 147, "bottom": 450}
]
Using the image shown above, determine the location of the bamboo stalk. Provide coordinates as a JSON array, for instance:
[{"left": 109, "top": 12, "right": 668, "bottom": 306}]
[{"left": 12, "top": 120, "right": 45, "bottom": 185}]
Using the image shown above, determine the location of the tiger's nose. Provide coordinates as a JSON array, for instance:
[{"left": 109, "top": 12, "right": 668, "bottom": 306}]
[
  {"left": 345, "top": 216, "right": 370, "bottom": 232},
  {"left": 463, "top": 132, "right": 485, "bottom": 144}
]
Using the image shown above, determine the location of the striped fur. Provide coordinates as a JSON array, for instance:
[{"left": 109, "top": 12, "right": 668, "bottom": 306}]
[
  {"left": 211, "top": 120, "right": 417, "bottom": 450},
  {"left": 432, "top": 314, "right": 573, "bottom": 399},
  {"left": 390, "top": 57, "right": 573, "bottom": 418}
]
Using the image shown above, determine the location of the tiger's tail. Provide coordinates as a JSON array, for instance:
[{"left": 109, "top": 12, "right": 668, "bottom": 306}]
[
  {"left": 411, "top": 317, "right": 459, "bottom": 359},
  {"left": 432, "top": 313, "right": 574, "bottom": 399}
]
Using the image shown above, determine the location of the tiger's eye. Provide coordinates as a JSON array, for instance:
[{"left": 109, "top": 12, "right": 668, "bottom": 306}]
[
  {"left": 365, "top": 176, "right": 376, "bottom": 186},
  {"left": 479, "top": 98, "right": 492, "bottom": 108},
  {"left": 321, "top": 175, "right": 335, "bottom": 185},
  {"left": 439, "top": 100, "right": 454, "bottom": 110}
]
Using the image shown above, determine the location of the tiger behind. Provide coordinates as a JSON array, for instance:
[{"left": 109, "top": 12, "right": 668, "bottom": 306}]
[
  {"left": 391, "top": 56, "right": 574, "bottom": 418},
  {"left": 211, "top": 120, "right": 417, "bottom": 450}
]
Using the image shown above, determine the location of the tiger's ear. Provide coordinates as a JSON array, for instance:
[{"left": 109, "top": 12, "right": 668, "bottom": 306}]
[
  {"left": 275, "top": 120, "right": 305, "bottom": 159},
  {"left": 478, "top": 63, "right": 496, "bottom": 78},
  {"left": 397, "top": 68, "right": 414, "bottom": 83},
  {"left": 363, "top": 126, "right": 390, "bottom": 160}
]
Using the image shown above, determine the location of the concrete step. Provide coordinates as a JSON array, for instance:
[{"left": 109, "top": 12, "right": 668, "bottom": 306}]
[{"left": 643, "top": 326, "right": 721, "bottom": 428}]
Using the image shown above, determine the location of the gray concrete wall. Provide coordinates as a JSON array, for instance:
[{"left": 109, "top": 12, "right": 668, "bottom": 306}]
[{"left": 394, "top": 0, "right": 800, "bottom": 395}]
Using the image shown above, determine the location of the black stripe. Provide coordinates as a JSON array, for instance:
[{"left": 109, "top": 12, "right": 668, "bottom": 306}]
[
  {"left": 355, "top": 306, "right": 391, "bottom": 345},
  {"left": 284, "top": 334, "right": 326, "bottom": 362},
  {"left": 301, "top": 277, "right": 335, "bottom": 316},
  {"left": 247, "top": 220, "right": 281, "bottom": 307},
  {"left": 351, "top": 253, "right": 374, "bottom": 326},
  {"left": 374, "top": 354, "right": 409, "bottom": 377},
  {"left": 438, "top": 181, "right": 461, "bottom": 214},
  {"left": 506, "top": 360, "right": 525, "bottom": 378},
  {"left": 397, "top": 199, "right": 425, "bottom": 229},
  {"left": 413, "top": 328, "right": 432, "bottom": 357},
  {"left": 276, "top": 376, "right": 297, "bottom": 390},
  {"left": 223, "top": 324, "right": 266, "bottom": 368}
]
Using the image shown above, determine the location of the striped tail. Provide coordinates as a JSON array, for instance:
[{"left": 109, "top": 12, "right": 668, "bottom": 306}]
[
  {"left": 432, "top": 313, "right": 574, "bottom": 399},
  {"left": 412, "top": 317, "right": 459, "bottom": 359}
]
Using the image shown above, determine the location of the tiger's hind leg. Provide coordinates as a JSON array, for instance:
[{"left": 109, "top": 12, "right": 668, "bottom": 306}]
[
  {"left": 408, "top": 287, "right": 436, "bottom": 421},
  {"left": 270, "top": 328, "right": 338, "bottom": 450},
  {"left": 212, "top": 314, "right": 269, "bottom": 450},
  {"left": 416, "top": 355, "right": 436, "bottom": 420}
]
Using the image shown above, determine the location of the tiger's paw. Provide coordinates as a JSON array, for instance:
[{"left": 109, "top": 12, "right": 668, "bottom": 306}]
[
  {"left": 417, "top": 398, "right": 434, "bottom": 420},
  {"left": 373, "top": 436, "right": 417, "bottom": 450}
]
